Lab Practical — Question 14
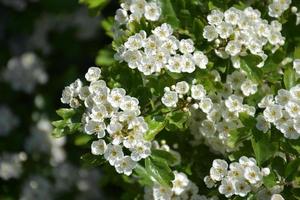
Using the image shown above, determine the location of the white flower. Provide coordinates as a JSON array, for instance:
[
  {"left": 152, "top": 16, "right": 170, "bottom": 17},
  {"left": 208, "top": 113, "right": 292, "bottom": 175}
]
[
  {"left": 218, "top": 179, "right": 235, "bottom": 197},
  {"left": 233, "top": 180, "right": 251, "bottom": 197},
  {"left": 181, "top": 55, "right": 196, "bottom": 73},
  {"left": 115, "top": 8, "right": 128, "bottom": 24},
  {"left": 203, "top": 25, "right": 218, "bottom": 41},
  {"left": 241, "top": 79, "right": 258, "bottom": 96},
  {"left": 144, "top": 2, "right": 161, "bottom": 21},
  {"left": 225, "top": 95, "right": 243, "bottom": 113},
  {"left": 115, "top": 156, "right": 136, "bottom": 176},
  {"left": 84, "top": 120, "right": 106, "bottom": 138},
  {"left": 90, "top": 105, "right": 108, "bottom": 122},
  {"left": 293, "top": 59, "right": 300, "bottom": 74},
  {"left": 171, "top": 171, "right": 190, "bottom": 195},
  {"left": 275, "top": 89, "right": 291, "bottom": 106},
  {"left": 61, "top": 87, "right": 74, "bottom": 104},
  {"left": 258, "top": 95, "right": 274, "bottom": 108},
  {"left": 281, "top": 120, "right": 299, "bottom": 139},
  {"left": 239, "top": 156, "right": 256, "bottom": 167},
  {"left": 85, "top": 67, "right": 101, "bottom": 82},
  {"left": 244, "top": 165, "right": 263, "bottom": 184},
  {"left": 204, "top": 176, "right": 215, "bottom": 188},
  {"left": 120, "top": 96, "right": 139, "bottom": 112},
  {"left": 285, "top": 101, "right": 300, "bottom": 118},
  {"left": 216, "top": 22, "right": 233, "bottom": 39},
  {"left": 152, "top": 23, "right": 173, "bottom": 41},
  {"left": 153, "top": 185, "right": 172, "bottom": 200},
  {"left": 224, "top": 7, "right": 240, "bottom": 25},
  {"left": 179, "top": 39, "right": 195, "bottom": 54},
  {"left": 91, "top": 139, "right": 107, "bottom": 155},
  {"left": 167, "top": 56, "right": 183, "bottom": 73},
  {"left": 210, "top": 159, "right": 228, "bottom": 181},
  {"left": 263, "top": 105, "right": 283, "bottom": 123},
  {"left": 225, "top": 40, "right": 242, "bottom": 56},
  {"left": 256, "top": 115, "right": 271, "bottom": 133},
  {"left": 207, "top": 9, "right": 224, "bottom": 25},
  {"left": 175, "top": 81, "right": 190, "bottom": 95},
  {"left": 108, "top": 88, "right": 126, "bottom": 108},
  {"left": 290, "top": 85, "right": 300, "bottom": 101},
  {"left": 130, "top": 141, "right": 151, "bottom": 161},
  {"left": 162, "top": 91, "right": 178, "bottom": 107},
  {"left": 193, "top": 51, "right": 208, "bottom": 69},
  {"left": 191, "top": 84, "right": 206, "bottom": 100},
  {"left": 104, "top": 144, "right": 124, "bottom": 166},
  {"left": 271, "top": 194, "right": 285, "bottom": 200},
  {"left": 199, "top": 98, "right": 213, "bottom": 113}
]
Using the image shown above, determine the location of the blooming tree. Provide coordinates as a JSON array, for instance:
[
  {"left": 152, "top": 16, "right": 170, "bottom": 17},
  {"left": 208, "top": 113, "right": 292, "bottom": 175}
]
[{"left": 53, "top": 0, "right": 300, "bottom": 199}]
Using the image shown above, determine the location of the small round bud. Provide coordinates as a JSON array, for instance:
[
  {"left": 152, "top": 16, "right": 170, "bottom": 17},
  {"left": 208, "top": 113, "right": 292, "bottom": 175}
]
[
  {"left": 192, "top": 103, "right": 199, "bottom": 109},
  {"left": 164, "top": 87, "right": 170, "bottom": 92},
  {"left": 171, "top": 85, "right": 176, "bottom": 90},
  {"left": 291, "top": 6, "right": 298, "bottom": 14},
  {"left": 187, "top": 97, "right": 192, "bottom": 102}
]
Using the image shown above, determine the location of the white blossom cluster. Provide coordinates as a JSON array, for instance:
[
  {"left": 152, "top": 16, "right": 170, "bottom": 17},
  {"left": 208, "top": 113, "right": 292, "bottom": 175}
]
[
  {"left": 162, "top": 70, "right": 257, "bottom": 154},
  {"left": 116, "top": 23, "right": 208, "bottom": 75},
  {"left": 25, "top": 119, "right": 66, "bottom": 165},
  {"left": 53, "top": 163, "right": 104, "bottom": 200},
  {"left": 203, "top": 7, "right": 285, "bottom": 68},
  {"left": 61, "top": 67, "right": 151, "bottom": 175},
  {"left": 0, "top": 105, "right": 19, "bottom": 137},
  {"left": 268, "top": 0, "right": 291, "bottom": 18},
  {"left": 256, "top": 84, "right": 300, "bottom": 139},
  {"left": 114, "top": 0, "right": 161, "bottom": 26},
  {"left": 0, "top": 152, "right": 27, "bottom": 180},
  {"left": 145, "top": 171, "right": 211, "bottom": 200},
  {"left": 204, "top": 157, "right": 271, "bottom": 198},
  {"left": 2, "top": 52, "right": 48, "bottom": 93},
  {"left": 0, "top": 0, "right": 38, "bottom": 11},
  {"left": 20, "top": 175, "right": 53, "bottom": 200}
]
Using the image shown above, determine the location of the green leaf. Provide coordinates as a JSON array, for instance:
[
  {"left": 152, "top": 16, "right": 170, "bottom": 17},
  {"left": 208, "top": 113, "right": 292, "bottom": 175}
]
[
  {"left": 145, "top": 157, "right": 174, "bottom": 187},
  {"left": 263, "top": 171, "right": 277, "bottom": 189},
  {"left": 166, "top": 111, "right": 190, "bottom": 131},
  {"left": 294, "top": 47, "right": 300, "bottom": 59},
  {"left": 80, "top": 153, "right": 105, "bottom": 168},
  {"left": 239, "top": 112, "right": 256, "bottom": 128},
  {"left": 251, "top": 132, "right": 278, "bottom": 165},
  {"left": 240, "top": 55, "right": 263, "bottom": 84},
  {"left": 151, "top": 149, "right": 177, "bottom": 166},
  {"left": 79, "top": 0, "right": 109, "bottom": 9},
  {"left": 52, "top": 128, "right": 66, "bottom": 138},
  {"left": 75, "top": 134, "right": 92, "bottom": 146},
  {"left": 228, "top": 128, "right": 252, "bottom": 148},
  {"left": 52, "top": 120, "right": 68, "bottom": 129},
  {"left": 56, "top": 108, "right": 76, "bottom": 120},
  {"left": 159, "top": 0, "right": 180, "bottom": 28},
  {"left": 285, "top": 158, "right": 300, "bottom": 181},
  {"left": 144, "top": 115, "right": 166, "bottom": 141},
  {"left": 284, "top": 66, "right": 296, "bottom": 89},
  {"left": 133, "top": 164, "right": 153, "bottom": 186}
]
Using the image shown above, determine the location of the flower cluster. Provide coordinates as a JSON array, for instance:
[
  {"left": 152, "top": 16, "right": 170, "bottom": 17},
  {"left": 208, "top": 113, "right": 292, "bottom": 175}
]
[
  {"left": 0, "top": 105, "right": 19, "bottom": 137},
  {"left": 145, "top": 171, "right": 208, "bottom": 200},
  {"left": 25, "top": 119, "right": 66, "bottom": 165},
  {"left": 162, "top": 70, "right": 257, "bottom": 154},
  {"left": 257, "top": 84, "right": 300, "bottom": 139},
  {"left": 61, "top": 67, "right": 151, "bottom": 175},
  {"left": 116, "top": 23, "right": 208, "bottom": 75},
  {"left": 204, "top": 157, "right": 270, "bottom": 198},
  {"left": 0, "top": 152, "right": 27, "bottom": 180},
  {"left": 114, "top": 0, "right": 161, "bottom": 26},
  {"left": 2, "top": 52, "right": 48, "bottom": 93},
  {"left": 268, "top": 0, "right": 291, "bottom": 18},
  {"left": 203, "top": 7, "right": 285, "bottom": 68}
]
